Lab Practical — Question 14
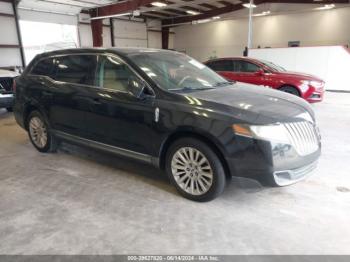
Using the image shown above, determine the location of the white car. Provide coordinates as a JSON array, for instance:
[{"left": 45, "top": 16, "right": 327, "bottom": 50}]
[{"left": 0, "top": 69, "right": 20, "bottom": 112}]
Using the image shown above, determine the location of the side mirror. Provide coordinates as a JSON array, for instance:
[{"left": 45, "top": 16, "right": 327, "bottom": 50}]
[
  {"left": 128, "top": 76, "right": 146, "bottom": 98},
  {"left": 128, "top": 77, "right": 155, "bottom": 99},
  {"left": 255, "top": 69, "right": 265, "bottom": 76}
]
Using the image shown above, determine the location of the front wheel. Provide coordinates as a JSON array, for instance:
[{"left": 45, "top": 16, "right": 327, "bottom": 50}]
[
  {"left": 279, "top": 86, "right": 300, "bottom": 97},
  {"left": 27, "top": 111, "right": 58, "bottom": 153},
  {"left": 166, "top": 138, "right": 226, "bottom": 202}
]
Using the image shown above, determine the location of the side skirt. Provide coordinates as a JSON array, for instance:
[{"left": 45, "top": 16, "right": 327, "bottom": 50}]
[{"left": 52, "top": 130, "right": 159, "bottom": 167}]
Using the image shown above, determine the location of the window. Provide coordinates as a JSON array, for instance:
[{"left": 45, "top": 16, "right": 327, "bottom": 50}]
[
  {"left": 207, "top": 60, "right": 233, "bottom": 72},
  {"left": 31, "top": 58, "right": 55, "bottom": 78},
  {"left": 97, "top": 56, "right": 136, "bottom": 92},
  {"left": 52, "top": 55, "right": 97, "bottom": 86},
  {"left": 234, "top": 61, "right": 260, "bottom": 73},
  {"left": 129, "top": 52, "right": 228, "bottom": 91}
]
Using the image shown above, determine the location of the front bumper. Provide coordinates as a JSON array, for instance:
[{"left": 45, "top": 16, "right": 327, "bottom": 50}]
[
  {"left": 273, "top": 160, "right": 318, "bottom": 186},
  {"left": 225, "top": 136, "right": 321, "bottom": 186},
  {"left": 305, "top": 85, "right": 325, "bottom": 103},
  {"left": 0, "top": 93, "right": 14, "bottom": 108}
]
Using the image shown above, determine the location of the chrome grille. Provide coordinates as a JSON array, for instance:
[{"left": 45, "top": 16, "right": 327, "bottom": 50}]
[{"left": 283, "top": 121, "right": 319, "bottom": 156}]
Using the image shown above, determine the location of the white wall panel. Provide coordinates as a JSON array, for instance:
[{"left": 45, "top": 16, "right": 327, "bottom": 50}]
[
  {"left": 79, "top": 24, "right": 93, "bottom": 47},
  {"left": 115, "top": 38, "right": 147, "bottom": 48},
  {"left": 174, "top": 7, "right": 350, "bottom": 62},
  {"left": 19, "top": 0, "right": 81, "bottom": 15},
  {"left": 0, "top": 16, "right": 18, "bottom": 45},
  {"left": 18, "top": 9, "right": 77, "bottom": 25},
  {"left": 103, "top": 26, "right": 112, "bottom": 48},
  {"left": 169, "top": 33, "right": 175, "bottom": 50},
  {"left": 0, "top": 2, "right": 21, "bottom": 68},
  {"left": 249, "top": 46, "right": 350, "bottom": 91},
  {"left": 147, "top": 31, "right": 161, "bottom": 49},
  {"left": 0, "top": 48, "right": 22, "bottom": 67},
  {"left": 0, "top": 2, "right": 13, "bottom": 14}
]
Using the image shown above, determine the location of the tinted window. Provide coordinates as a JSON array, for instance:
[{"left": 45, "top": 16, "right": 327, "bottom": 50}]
[
  {"left": 234, "top": 60, "right": 260, "bottom": 73},
  {"left": 52, "top": 55, "right": 97, "bottom": 85},
  {"left": 97, "top": 56, "right": 136, "bottom": 92},
  {"left": 31, "top": 58, "right": 55, "bottom": 78},
  {"left": 207, "top": 60, "right": 233, "bottom": 71}
]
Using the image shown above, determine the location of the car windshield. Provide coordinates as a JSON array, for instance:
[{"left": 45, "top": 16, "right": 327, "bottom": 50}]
[
  {"left": 259, "top": 60, "right": 286, "bottom": 72},
  {"left": 127, "top": 51, "right": 231, "bottom": 92}
]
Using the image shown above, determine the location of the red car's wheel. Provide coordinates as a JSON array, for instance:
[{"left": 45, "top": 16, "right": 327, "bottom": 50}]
[{"left": 279, "top": 86, "right": 300, "bottom": 97}]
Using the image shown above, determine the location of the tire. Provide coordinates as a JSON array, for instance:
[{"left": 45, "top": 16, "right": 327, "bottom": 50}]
[
  {"left": 27, "top": 110, "right": 58, "bottom": 153},
  {"left": 279, "top": 86, "right": 300, "bottom": 97},
  {"left": 260, "top": 173, "right": 279, "bottom": 187},
  {"left": 6, "top": 107, "right": 13, "bottom": 112},
  {"left": 165, "top": 138, "right": 226, "bottom": 202}
]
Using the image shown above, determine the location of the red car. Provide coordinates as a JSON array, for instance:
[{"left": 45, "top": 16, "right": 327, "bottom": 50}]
[{"left": 205, "top": 57, "right": 325, "bottom": 103}]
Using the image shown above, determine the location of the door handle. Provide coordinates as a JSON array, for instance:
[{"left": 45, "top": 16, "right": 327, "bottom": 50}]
[
  {"left": 91, "top": 98, "right": 102, "bottom": 105},
  {"left": 42, "top": 91, "right": 53, "bottom": 97}
]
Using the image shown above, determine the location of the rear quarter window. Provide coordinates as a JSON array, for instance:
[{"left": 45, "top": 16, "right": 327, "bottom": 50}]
[
  {"left": 30, "top": 55, "right": 97, "bottom": 86},
  {"left": 30, "top": 58, "right": 55, "bottom": 79},
  {"left": 52, "top": 55, "right": 97, "bottom": 86}
]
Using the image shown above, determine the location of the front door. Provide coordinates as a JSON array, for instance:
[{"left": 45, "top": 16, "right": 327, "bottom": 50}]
[
  {"left": 83, "top": 54, "right": 156, "bottom": 155},
  {"left": 233, "top": 60, "right": 265, "bottom": 86}
]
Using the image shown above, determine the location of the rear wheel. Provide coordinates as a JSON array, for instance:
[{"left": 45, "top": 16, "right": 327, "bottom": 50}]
[
  {"left": 6, "top": 107, "right": 13, "bottom": 112},
  {"left": 165, "top": 138, "right": 226, "bottom": 202},
  {"left": 279, "top": 86, "right": 300, "bottom": 97},
  {"left": 27, "top": 111, "right": 58, "bottom": 153}
]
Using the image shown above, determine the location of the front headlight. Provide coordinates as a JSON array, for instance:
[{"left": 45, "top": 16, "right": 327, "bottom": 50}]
[
  {"left": 301, "top": 80, "right": 323, "bottom": 90},
  {"left": 232, "top": 124, "right": 290, "bottom": 143},
  {"left": 300, "top": 80, "right": 311, "bottom": 92}
]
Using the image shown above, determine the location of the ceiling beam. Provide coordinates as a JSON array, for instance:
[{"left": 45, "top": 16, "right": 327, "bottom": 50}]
[
  {"left": 90, "top": 0, "right": 155, "bottom": 18},
  {"left": 267, "top": 0, "right": 349, "bottom": 3}
]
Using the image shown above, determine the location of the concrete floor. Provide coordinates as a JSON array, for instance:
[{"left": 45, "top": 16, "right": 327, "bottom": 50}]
[{"left": 0, "top": 92, "right": 349, "bottom": 255}]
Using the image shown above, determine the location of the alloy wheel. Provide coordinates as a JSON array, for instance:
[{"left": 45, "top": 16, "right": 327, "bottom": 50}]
[
  {"left": 29, "top": 116, "right": 48, "bottom": 149},
  {"left": 171, "top": 147, "right": 213, "bottom": 196}
]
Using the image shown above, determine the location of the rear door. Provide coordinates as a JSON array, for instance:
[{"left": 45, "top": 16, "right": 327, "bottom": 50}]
[{"left": 30, "top": 54, "right": 98, "bottom": 137}]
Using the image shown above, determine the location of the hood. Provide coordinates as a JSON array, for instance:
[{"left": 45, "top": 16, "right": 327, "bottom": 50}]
[
  {"left": 275, "top": 71, "right": 324, "bottom": 82},
  {"left": 186, "top": 82, "right": 315, "bottom": 125},
  {"left": 0, "top": 69, "right": 20, "bottom": 78}
]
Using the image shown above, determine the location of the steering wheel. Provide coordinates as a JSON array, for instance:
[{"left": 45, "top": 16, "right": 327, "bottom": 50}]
[{"left": 177, "top": 75, "right": 191, "bottom": 87}]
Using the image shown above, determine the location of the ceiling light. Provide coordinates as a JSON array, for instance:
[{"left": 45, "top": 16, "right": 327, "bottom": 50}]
[
  {"left": 243, "top": 3, "right": 257, "bottom": 8},
  {"left": 192, "top": 19, "right": 211, "bottom": 24},
  {"left": 254, "top": 10, "right": 270, "bottom": 16},
  {"left": 186, "top": 10, "right": 200, "bottom": 15},
  {"left": 151, "top": 2, "right": 167, "bottom": 8},
  {"left": 212, "top": 16, "right": 221, "bottom": 20},
  {"left": 315, "top": 4, "right": 335, "bottom": 10}
]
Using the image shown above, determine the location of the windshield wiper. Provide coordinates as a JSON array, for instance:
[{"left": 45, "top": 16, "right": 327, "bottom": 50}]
[
  {"left": 169, "top": 87, "right": 215, "bottom": 92},
  {"left": 214, "top": 81, "right": 235, "bottom": 87}
]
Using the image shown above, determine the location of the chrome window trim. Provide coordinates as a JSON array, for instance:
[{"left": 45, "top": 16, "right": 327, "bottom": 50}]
[{"left": 28, "top": 52, "right": 156, "bottom": 98}]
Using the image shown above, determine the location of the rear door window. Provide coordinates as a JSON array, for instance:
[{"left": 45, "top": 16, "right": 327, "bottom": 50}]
[
  {"left": 30, "top": 58, "right": 55, "bottom": 79},
  {"left": 235, "top": 60, "right": 260, "bottom": 73},
  {"left": 207, "top": 60, "right": 233, "bottom": 71},
  {"left": 52, "top": 55, "right": 97, "bottom": 86}
]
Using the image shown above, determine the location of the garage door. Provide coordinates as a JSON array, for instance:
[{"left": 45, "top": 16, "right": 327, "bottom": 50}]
[{"left": 113, "top": 19, "right": 147, "bottom": 48}]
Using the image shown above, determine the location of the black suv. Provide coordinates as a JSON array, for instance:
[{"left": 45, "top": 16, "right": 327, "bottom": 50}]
[{"left": 14, "top": 48, "right": 321, "bottom": 201}]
